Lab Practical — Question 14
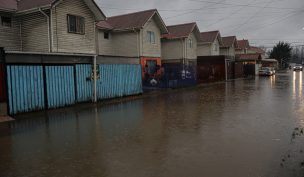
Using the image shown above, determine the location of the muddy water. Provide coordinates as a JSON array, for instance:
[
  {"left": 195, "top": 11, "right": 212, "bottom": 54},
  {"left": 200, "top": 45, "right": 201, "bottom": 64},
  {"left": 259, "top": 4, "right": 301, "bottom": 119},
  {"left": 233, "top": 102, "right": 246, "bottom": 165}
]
[{"left": 1, "top": 71, "right": 304, "bottom": 177}]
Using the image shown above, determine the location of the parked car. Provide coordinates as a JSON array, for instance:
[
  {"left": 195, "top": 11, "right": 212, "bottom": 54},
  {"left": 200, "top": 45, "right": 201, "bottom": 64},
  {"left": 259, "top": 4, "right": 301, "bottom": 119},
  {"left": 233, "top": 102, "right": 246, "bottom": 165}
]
[
  {"left": 293, "top": 64, "right": 303, "bottom": 71},
  {"left": 259, "top": 67, "right": 274, "bottom": 76}
]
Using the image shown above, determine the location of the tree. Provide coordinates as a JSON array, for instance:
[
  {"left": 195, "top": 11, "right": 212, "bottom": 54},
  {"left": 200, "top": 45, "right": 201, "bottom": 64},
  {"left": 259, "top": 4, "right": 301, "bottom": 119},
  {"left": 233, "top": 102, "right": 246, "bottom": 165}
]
[{"left": 269, "top": 42, "right": 292, "bottom": 69}]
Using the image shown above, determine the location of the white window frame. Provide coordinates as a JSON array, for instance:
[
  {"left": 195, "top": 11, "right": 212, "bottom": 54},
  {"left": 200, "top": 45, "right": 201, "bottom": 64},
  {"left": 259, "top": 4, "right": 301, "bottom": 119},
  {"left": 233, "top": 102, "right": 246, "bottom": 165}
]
[
  {"left": 189, "top": 38, "right": 193, "bottom": 48},
  {"left": 147, "top": 31, "right": 156, "bottom": 44}
]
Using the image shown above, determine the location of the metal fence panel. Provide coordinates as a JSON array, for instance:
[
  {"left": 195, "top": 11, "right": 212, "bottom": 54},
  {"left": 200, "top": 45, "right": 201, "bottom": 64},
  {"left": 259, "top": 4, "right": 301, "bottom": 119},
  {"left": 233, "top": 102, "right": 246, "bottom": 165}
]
[
  {"left": 162, "top": 62, "right": 197, "bottom": 88},
  {"left": 0, "top": 63, "right": 6, "bottom": 102},
  {"left": 75, "top": 64, "right": 92, "bottom": 102},
  {"left": 45, "top": 66, "right": 75, "bottom": 109},
  {"left": 97, "top": 64, "right": 142, "bottom": 100},
  {"left": 7, "top": 65, "right": 45, "bottom": 115}
]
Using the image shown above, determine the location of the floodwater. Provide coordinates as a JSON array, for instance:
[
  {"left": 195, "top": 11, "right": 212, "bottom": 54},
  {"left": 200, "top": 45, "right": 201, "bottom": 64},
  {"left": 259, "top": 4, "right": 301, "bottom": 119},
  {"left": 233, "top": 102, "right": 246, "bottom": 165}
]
[{"left": 1, "top": 71, "right": 304, "bottom": 177}]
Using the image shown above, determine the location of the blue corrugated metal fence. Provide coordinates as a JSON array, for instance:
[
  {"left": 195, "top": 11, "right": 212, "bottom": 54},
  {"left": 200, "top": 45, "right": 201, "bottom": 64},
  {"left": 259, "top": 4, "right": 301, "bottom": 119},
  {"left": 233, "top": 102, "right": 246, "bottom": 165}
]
[
  {"left": 75, "top": 64, "right": 92, "bottom": 102},
  {"left": 7, "top": 65, "right": 45, "bottom": 115},
  {"left": 97, "top": 64, "right": 142, "bottom": 100},
  {"left": 6, "top": 64, "right": 142, "bottom": 115},
  {"left": 45, "top": 66, "right": 76, "bottom": 109}
]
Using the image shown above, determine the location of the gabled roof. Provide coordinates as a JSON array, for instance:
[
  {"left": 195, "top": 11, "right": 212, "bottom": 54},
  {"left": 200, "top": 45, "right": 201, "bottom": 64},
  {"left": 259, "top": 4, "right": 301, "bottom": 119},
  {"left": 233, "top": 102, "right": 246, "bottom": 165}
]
[
  {"left": 17, "top": 0, "right": 54, "bottom": 12},
  {"left": 236, "top": 53, "right": 262, "bottom": 61},
  {"left": 162, "top": 22, "right": 200, "bottom": 40},
  {"left": 200, "top": 30, "right": 223, "bottom": 45},
  {"left": 237, "top": 39, "right": 250, "bottom": 49},
  {"left": 249, "top": 46, "right": 266, "bottom": 54},
  {"left": 96, "top": 9, "right": 168, "bottom": 34},
  {"left": 0, "top": 0, "right": 106, "bottom": 20},
  {"left": 221, "top": 36, "right": 238, "bottom": 48},
  {"left": 0, "top": 0, "right": 17, "bottom": 12}
]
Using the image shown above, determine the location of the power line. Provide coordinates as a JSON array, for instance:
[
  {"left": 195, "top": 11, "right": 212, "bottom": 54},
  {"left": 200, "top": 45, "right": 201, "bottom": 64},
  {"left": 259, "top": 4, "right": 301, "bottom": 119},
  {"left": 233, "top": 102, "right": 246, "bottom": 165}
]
[
  {"left": 187, "top": 0, "right": 302, "bottom": 10},
  {"left": 227, "top": 0, "right": 279, "bottom": 34},
  {"left": 205, "top": 0, "right": 259, "bottom": 29}
]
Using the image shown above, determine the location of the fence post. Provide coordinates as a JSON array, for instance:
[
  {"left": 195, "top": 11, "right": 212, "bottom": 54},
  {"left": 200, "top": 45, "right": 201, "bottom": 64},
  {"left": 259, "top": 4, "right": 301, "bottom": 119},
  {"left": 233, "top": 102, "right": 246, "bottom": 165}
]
[
  {"left": 93, "top": 55, "right": 97, "bottom": 103},
  {"left": 0, "top": 47, "right": 8, "bottom": 116}
]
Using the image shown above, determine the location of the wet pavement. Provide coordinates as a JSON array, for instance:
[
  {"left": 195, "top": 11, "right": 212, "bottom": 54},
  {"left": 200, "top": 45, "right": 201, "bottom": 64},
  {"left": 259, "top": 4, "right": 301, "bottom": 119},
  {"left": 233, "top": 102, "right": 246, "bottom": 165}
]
[{"left": 1, "top": 71, "right": 304, "bottom": 177}]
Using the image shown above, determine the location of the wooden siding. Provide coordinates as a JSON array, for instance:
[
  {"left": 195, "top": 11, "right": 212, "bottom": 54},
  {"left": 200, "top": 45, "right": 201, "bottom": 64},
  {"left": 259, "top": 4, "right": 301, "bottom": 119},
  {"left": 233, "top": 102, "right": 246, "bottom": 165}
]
[
  {"left": 20, "top": 11, "right": 49, "bottom": 52},
  {"left": 52, "top": 0, "right": 96, "bottom": 54},
  {"left": 141, "top": 17, "right": 161, "bottom": 57},
  {"left": 197, "top": 39, "right": 220, "bottom": 56},
  {"left": 161, "top": 39, "right": 183, "bottom": 60},
  {"left": 197, "top": 43, "right": 211, "bottom": 56},
  {"left": 98, "top": 31, "right": 139, "bottom": 57},
  {"left": 0, "top": 14, "right": 20, "bottom": 51},
  {"left": 220, "top": 46, "right": 235, "bottom": 57},
  {"left": 186, "top": 33, "right": 197, "bottom": 60}
]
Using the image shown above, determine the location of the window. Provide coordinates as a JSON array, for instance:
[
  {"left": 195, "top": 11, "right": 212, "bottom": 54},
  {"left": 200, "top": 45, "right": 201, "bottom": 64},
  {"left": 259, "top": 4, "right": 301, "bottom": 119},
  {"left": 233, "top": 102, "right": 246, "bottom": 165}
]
[
  {"left": 104, "top": 32, "right": 110, "bottom": 39},
  {"left": 214, "top": 43, "right": 218, "bottom": 51},
  {"left": 189, "top": 38, "right": 193, "bottom": 48},
  {"left": 67, "top": 15, "right": 85, "bottom": 34},
  {"left": 147, "top": 31, "right": 155, "bottom": 44},
  {"left": 1, "top": 16, "right": 12, "bottom": 27}
]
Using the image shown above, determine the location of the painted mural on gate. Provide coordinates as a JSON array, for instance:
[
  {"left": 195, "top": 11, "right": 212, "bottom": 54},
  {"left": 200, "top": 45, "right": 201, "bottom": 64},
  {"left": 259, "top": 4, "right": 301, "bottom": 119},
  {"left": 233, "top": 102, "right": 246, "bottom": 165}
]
[
  {"left": 161, "top": 62, "right": 197, "bottom": 88},
  {"left": 141, "top": 57, "right": 164, "bottom": 88}
]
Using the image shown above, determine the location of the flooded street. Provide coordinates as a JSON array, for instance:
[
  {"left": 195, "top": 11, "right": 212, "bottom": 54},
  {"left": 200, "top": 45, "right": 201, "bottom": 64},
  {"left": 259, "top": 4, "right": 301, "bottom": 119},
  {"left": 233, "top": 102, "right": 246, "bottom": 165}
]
[{"left": 1, "top": 71, "right": 304, "bottom": 177}]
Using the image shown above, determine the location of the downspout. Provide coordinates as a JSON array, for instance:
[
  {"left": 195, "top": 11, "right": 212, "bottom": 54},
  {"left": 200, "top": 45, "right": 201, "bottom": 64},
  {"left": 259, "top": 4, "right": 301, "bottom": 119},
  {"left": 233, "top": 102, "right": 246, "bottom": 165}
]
[
  {"left": 93, "top": 55, "right": 97, "bottom": 103},
  {"left": 39, "top": 8, "right": 51, "bottom": 53}
]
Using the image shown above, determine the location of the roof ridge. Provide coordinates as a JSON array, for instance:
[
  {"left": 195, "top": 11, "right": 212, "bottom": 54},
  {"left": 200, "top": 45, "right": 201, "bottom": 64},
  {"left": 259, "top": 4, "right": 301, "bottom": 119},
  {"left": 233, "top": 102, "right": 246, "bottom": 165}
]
[
  {"left": 200, "top": 30, "right": 219, "bottom": 34},
  {"left": 166, "top": 22, "right": 196, "bottom": 28},
  {"left": 106, "top": 9, "right": 157, "bottom": 19},
  {"left": 222, "top": 36, "right": 236, "bottom": 38}
]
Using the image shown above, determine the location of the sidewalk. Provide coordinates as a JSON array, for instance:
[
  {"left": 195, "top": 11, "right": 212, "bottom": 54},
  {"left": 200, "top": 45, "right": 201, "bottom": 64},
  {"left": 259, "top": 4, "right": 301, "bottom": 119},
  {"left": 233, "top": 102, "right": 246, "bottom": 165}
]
[{"left": 0, "top": 116, "right": 14, "bottom": 123}]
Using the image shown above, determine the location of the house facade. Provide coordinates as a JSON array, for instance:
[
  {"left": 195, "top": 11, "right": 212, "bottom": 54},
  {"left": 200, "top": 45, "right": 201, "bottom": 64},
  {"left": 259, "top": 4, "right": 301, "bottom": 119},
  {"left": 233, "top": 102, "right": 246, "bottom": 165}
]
[
  {"left": 161, "top": 22, "right": 200, "bottom": 64},
  {"left": 220, "top": 36, "right": 238, "bottom": 58},
  {"left": 0, "top": 0, "right": 144, "bottom": 115},
  {"left": 0, "top": 0, "right": 105, "bottom": 56},
  {"left": 235, "top": 39, "right": 250, "bottom": 54},
  {"left": 161, "top": 22, "right": 200, "bottom": 87},
  {"left": 96, "top": 9, "right": 168, "bottom": 87},
  {"left": 197, "top": 31, "right": 223, "bottom": 56}
]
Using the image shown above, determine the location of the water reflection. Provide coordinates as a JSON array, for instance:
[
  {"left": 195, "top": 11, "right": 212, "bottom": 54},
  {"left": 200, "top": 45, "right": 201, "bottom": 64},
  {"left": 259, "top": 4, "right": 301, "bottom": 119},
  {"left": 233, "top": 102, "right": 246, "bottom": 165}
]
[{"left": 0, "top": 72, "right": 303, "bottom": 177}]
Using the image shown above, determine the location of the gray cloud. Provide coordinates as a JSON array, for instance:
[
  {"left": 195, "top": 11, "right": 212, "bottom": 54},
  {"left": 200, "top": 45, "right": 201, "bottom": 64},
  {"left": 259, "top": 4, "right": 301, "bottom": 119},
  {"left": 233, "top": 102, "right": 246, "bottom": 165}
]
[{"left": 96, "top": 0, "right": 304, "bottom": 47}]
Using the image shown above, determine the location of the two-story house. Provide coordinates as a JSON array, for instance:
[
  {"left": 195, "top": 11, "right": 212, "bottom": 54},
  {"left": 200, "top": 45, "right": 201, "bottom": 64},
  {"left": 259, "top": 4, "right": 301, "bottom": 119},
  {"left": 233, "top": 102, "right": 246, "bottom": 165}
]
[
  {"left": 96, "top": 9, "right": 168, "bottom": 87},
  {"left": 235, "top": 39, "right": 250, "bottom": 54},
  {"left": 0, "top": 0, "right": 105, "bottom": 60},
  {"left": 161, "top": 22, "right": 200, "bottom": 64},
  {"left": 197, "top": 30, "right": 223, "bottom": 57},
  {"left": 220, "top": 36, "right": 238, "bottom": 59},
  {"left": 160, "top": 22, "right": 200, "bottom": 87}
]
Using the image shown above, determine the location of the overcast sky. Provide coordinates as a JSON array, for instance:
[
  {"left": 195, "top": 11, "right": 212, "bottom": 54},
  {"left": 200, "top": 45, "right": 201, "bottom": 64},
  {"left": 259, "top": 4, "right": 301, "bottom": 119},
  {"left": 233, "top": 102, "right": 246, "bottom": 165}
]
[{"left": 96, "top": 0, "right": 304, "bottom": 48}]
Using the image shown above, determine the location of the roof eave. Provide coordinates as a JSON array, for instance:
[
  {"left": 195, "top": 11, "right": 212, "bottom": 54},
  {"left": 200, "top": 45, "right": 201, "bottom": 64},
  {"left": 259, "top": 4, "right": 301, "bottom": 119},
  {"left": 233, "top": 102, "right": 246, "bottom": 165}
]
[{"left": 15, "top": 5, "right": 51, "bottom": 15}]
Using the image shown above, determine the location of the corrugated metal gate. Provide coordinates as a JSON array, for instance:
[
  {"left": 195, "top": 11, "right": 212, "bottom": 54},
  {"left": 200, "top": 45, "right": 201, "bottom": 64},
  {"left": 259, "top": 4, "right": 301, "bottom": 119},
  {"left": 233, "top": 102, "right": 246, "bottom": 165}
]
[
  {"left": 97, "top": 64, "right": 142, "bottom": 100},
  {"left": 5, "top": 63, "right": 143, "bottom": 115},
  {"left": 75, "top": 64, "right": 92, "bottom": 103},
  {"left": 45, "top": 66, "right": 76, "bottom": 109},
  {"left": 7, "top": 65, "right": 45, "bottom": 115},
  {"left": 197, "top": 56, "right": 226, "bottom": 83},
  {"left": 162, "top": 62, "right": 197, "bottom": 88}
]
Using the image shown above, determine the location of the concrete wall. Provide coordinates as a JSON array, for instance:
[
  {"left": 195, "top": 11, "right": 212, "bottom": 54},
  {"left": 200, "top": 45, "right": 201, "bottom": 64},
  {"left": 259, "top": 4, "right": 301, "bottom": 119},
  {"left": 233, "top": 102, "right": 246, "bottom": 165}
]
[
  {"left": 52, "top": 0, "right": 96, "bottom": 54},
  {"left": 0, "top": 13, "right": 20, "bottom": 51}
]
